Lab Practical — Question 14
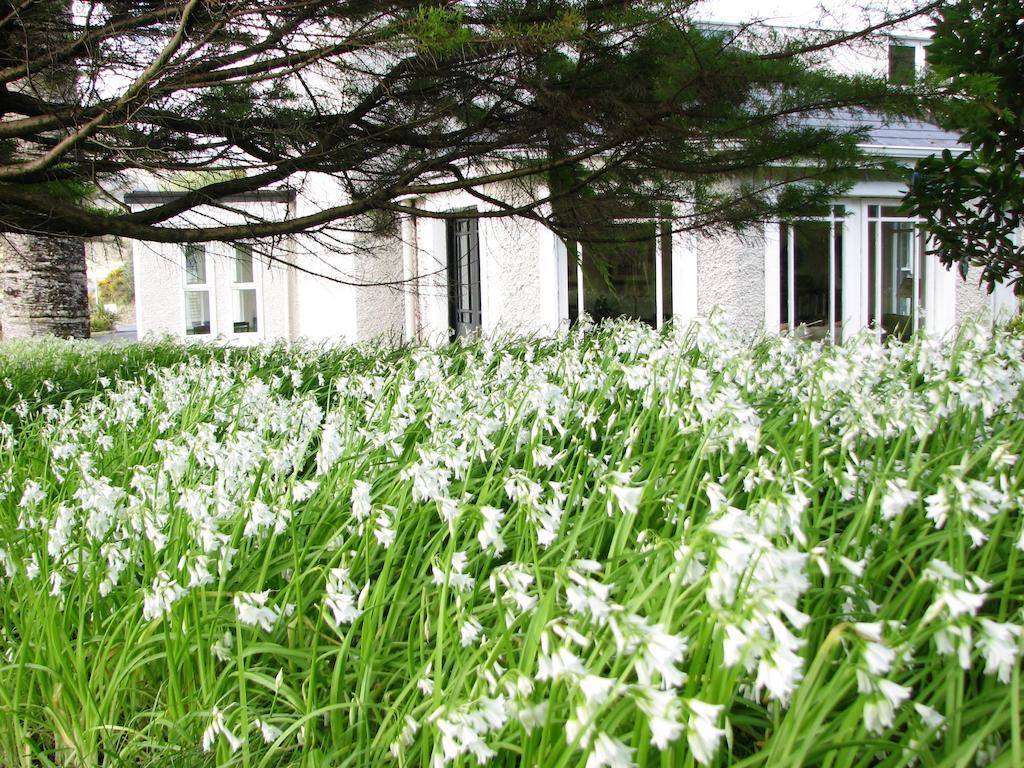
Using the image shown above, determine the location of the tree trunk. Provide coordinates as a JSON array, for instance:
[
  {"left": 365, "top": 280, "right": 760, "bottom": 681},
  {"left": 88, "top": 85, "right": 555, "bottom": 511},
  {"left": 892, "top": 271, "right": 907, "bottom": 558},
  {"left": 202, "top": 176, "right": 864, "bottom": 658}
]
[{"left": 0, "top": 233, "right": 89, "bottom": 339}]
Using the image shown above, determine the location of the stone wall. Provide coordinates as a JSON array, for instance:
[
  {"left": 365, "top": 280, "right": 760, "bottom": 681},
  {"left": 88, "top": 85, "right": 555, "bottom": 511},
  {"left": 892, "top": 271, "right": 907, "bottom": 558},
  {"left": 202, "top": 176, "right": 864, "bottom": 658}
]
[{"left": 0, "top": 233, "right": 89, "bottom": 339}]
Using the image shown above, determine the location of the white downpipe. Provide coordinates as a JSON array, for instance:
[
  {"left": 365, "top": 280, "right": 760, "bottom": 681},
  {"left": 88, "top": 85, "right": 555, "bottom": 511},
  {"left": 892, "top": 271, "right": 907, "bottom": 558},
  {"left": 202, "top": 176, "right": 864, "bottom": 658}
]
[{"left": 402, "top": 202, "right": 419, "bottom": 343}]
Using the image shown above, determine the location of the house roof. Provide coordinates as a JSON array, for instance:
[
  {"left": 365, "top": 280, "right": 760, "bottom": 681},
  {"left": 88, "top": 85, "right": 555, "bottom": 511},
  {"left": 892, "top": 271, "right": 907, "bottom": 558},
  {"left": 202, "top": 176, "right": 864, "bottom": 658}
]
[{"left": 808, "top": 111, "right": 966, "bottom": 159}]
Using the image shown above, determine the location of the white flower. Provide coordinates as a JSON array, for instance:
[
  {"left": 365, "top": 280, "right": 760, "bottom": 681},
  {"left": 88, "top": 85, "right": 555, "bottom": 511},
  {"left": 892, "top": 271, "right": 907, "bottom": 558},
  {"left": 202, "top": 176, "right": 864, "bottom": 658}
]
[
  {"left": 234, "top": 590, "right": 285, "bottom": 632},
  {"left": 880, "top": 478, "right": 918, "bottom": 521},
  {"left": 977, "top": 619, "right": 1022, "bottom": 684},
  {"left": 389, "top": 715, "right": 421, "bottom": 758},
  {"left": 212, "top": 631, "right": 234, "bottom": 662},
  {"left": 925, "top": 488, "right": 950, "bottom": 529},
  {"left": 515, "top": 701, "right": 548, "bottom": 732},
  {"left": 537, "top": 645, "right": 585, "bottom": 682},
  {"left": 607, "top": 473, "right": 642, "bottom": 516},
  {"left": 325, "top": 567, "right": 362, "bottom": 626},
  {"left": 838, "top": 556, "right": 866, "bottom": 578},
  {"left": 477, "top": 505, "right": 506, "bottom": 555},
  {"left": 635, "top": 687, "right": 683, "bottom": 750},
  {"left": 433, "top": 551, "right": 474, "bottom": 592},
  {"left": 254, "top": 718, "right": 283, "bottom": 744},
  {"left": 861, "top": 678, "right": 911, "bottom": 735},
  {"left": 755, "top": 642, "right": 804, "bottom": 704},
  {"left": 351, "top": 480, "right": 372, "bottom": 521},
  {"left": 374, "top": 509, "right": 396, "bottom": 549},
  {"left": 143, "top": 571, "right": 187, "bottom": 621},
  {"left": 459, "top": 615, "right": 484, "bottom": 647},
  {"left": 685, "top": 699, "right": 726, "bottom": 766},
  {"left": 18, "top": 479, "right": 45, "bottom": 508},
  {"left": 201, "top": 707, "right": 242, "bottom": 753},
  {"left": 586, "top": 732, "right": 635, "bottom": 768},
  {"left": 186, "top": 555, "right": 213, "bottom": 588}
]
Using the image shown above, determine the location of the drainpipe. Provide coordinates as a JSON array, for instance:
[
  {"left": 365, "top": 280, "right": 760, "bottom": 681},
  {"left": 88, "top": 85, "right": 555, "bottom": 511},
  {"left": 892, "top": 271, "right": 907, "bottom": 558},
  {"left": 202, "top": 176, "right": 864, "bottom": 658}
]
[{"left": 402, "top": 200, "right": 420, "bottom": 343}]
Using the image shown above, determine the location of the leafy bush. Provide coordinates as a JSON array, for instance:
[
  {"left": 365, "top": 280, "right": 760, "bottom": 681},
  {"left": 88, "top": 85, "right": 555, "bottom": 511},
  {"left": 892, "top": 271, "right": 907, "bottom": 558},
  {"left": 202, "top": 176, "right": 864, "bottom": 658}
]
[
  {"left": 0, "top": 321, "right": 1022, "bottom": 767},
  {"left": 89, "top": 303, "right": 118, "bottom": 332},
  {"left": 97, "top": 262, "right": 134, "bottom": 308}
]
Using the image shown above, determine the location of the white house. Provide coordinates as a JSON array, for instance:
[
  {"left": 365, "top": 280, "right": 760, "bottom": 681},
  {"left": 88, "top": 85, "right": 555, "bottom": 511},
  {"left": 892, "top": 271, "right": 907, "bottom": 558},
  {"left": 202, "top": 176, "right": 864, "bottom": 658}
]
[{"left": 129, "top": 27, "right": 1019, "bottom": 346}]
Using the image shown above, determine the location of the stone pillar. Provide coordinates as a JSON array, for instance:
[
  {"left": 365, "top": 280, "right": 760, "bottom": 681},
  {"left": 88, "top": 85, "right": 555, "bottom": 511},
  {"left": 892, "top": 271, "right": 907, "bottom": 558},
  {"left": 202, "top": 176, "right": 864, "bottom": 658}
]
[{"left": 0, "top": 233, "right": 90, "bottom": 339}]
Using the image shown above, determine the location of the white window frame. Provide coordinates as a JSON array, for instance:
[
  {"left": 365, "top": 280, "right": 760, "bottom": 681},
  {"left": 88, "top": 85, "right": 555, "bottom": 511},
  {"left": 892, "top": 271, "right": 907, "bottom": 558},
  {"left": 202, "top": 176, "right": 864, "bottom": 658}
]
[
  {"left": 566, "top": 217, "right": 673, "bottom": 330},
  {"left": 767, "top": 197, "right": 953, "bottom": 341},
  {"left": 230, "top": 243, "right": 261, "bottom": 337},
  {"left": 887, "top": 38, "right": 928, "bottom": 83},
  {"left": 863, "top": 201, "right": 933, "bottom": 338},
  {"left": 778, "top": 205, "right": 846, "bottom": 342},
  {"left": 182, "top": 244, "right": 214, "bottom": 337}
]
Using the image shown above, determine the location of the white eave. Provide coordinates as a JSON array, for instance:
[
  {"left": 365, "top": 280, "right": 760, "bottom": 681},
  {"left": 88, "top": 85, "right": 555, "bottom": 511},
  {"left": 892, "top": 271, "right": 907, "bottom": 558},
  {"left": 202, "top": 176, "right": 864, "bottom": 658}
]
[{"left": 857, "top": 143, "right": 968, "bottom": 160}]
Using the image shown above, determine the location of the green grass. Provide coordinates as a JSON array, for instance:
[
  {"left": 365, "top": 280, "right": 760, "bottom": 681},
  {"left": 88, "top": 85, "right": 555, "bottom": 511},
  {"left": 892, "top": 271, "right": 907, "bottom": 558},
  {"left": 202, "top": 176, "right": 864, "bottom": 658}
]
[{"left": 0, "top": 319, "right": 1022, "bottom": 767}]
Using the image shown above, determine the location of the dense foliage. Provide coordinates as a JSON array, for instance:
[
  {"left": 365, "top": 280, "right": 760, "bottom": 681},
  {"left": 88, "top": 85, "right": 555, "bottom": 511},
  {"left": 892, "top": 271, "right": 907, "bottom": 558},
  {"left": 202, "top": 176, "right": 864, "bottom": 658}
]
[
  {"left": 2, "top": 1, "right": 927, "bottom": 244},
  {"left": 903, "top": 0, "right": 1024, "bottom": 290},
  {"left": 0, "top": 321, "right": 1022, "bottom": 767}
]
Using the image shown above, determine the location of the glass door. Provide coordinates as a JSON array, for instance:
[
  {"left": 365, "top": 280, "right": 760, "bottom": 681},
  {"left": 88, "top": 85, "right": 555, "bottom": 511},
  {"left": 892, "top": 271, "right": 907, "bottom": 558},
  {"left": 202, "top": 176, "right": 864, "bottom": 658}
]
[
  {"left": 780, "top": 206, "right": 844, "bottom": 341},
  {"left": 867, "top": 205, "right": 927, "bottom": 340}
]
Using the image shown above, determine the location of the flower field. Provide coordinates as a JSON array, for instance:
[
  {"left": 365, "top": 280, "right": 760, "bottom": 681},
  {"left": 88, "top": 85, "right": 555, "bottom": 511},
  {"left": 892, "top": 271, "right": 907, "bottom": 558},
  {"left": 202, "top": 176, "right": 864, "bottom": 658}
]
[{"left": 1, "top": 319, "right": 1023, "bottom": 767}]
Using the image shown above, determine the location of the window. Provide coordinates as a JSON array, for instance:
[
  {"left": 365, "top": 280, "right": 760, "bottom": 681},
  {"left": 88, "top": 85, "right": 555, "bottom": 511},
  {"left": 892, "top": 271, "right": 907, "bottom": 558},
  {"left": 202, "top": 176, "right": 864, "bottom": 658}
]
[
  {"left": 447, "top": 216, "right": 482, "bottom": 338},
  {"left": 184, "top": 244, "right": 211, "bottom": 335},
  {"left": 566, "top": 220, "right": 673, "bottom": 329},
  {"left": 232, "top": 244, "right": 258, "bottom": 334},
  {"left": 888, "top": 44, "right": 916, "bottom": 85},
  {"left": 780, "top": 206, "right": 844, "bottom": 341},
  {"left": 867, "top": 205, "right": 927, "bottom": 340}
]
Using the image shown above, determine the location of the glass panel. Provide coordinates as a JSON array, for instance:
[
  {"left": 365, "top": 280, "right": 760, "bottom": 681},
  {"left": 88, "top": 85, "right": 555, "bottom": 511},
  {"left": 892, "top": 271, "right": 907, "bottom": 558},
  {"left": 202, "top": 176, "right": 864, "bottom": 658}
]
[
  {"left": 233, "top": 288, "right": 258, "bottom": 333},
  {"left": 833, "top": 223, "right": 843, "bottom": 343},
  {"left": 790, "top": 221, "right": 832, "bottom": 339},
  {"left": 185, "top": 245, "right": 206, "bottom": 285},
  {"left": 660, "top": 222, "right": 673, "bottom": 325},
  {"left": 888, "top": 44, "right": 916, "bottom": 85},
  {"left": 185, "top": 291, "right": 211, "bottom": 335},
  {"left": 234, "top": 245, "right": 254, "bottom": 283},
  {"left": 581, "top": 222, "right": 657, "bottom": 327},
  {"left": 447, "top": 217, "right": 482, "bottom": 336},
  {"left": 780, "top": 216, "right": 843, "bottom": 341},
  {"left": 870, "top": 221, "right": 921, "bottom": 340},
  {"left": 780, "top": 224, "right": 790, "bottom": 328},
  {"left": 566, "top": 241, "right": 579, "bottom": 324}
]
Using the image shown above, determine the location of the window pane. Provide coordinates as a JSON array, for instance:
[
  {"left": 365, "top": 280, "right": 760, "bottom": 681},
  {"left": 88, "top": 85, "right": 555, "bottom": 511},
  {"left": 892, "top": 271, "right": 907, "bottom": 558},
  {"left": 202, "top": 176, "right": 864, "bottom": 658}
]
[
  {"left": 870, "top": 221, "right": 922, "bottom": 340},
  {"left": 888, "top": 44, "right": 916, "bottom": 85},
  {"left": 780, "top": 224, "right": 790, "bottom": 328},
  {"left": 185, "top": 245, "right": 206, "bottom": 284},
  {"left": 581, "top": 222, "right": 657, "bottom": 327},
  {"left": 791, "top": 221, "right": 831, "bottom": 339},
  {"left": 185, "top": 291, "right": 211, "bottom": 335},
  {"left": 233, "top": 288, "right": 258, "bottom": 333},
  {"left": 833, "top": 224, "right": 843, "bottom": 343},
  {"left": 566, "top": 241, "right": 579, "bottom": 324},
  {"left": 234, "top": 245, "right": 254, "bottom": 283},
  {"left": 447, "top": 217, "right": 482, "bottom": 337},
  {"left": 660, "top": 222, "right": 673, "bottom": 325}
]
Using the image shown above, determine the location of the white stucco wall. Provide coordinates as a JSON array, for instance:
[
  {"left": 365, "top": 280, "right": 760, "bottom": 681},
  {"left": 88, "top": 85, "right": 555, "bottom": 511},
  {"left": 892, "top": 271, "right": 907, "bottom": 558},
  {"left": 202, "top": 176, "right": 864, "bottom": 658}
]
[
  {"left": 351, "top": 214, "right": 405, "bottom": 345},
  {"left": 953, "top": 265, "right": 996, "bottom": 327},
  {"left": 406, "top": 184, "right": 556, "bottom": 343},
  {"left": 131, "top": 200, "right": 293, "bottom": 342},
  {"left": 289, "top": 240, "right": 354, "bottom": 342},
  {"left": 695, "top": 230, "right": 767, "bottom": 339}
]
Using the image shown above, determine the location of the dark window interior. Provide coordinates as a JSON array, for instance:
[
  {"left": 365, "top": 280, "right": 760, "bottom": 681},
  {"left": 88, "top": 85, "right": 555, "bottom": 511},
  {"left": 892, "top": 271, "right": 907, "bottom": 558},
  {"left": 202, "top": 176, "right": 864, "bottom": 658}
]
[
  {"left": 447, "top": 216, "right": 482, "bottom": 339},
  {"left": 888, "top": 44, "right": 916, "bottom": 85}
]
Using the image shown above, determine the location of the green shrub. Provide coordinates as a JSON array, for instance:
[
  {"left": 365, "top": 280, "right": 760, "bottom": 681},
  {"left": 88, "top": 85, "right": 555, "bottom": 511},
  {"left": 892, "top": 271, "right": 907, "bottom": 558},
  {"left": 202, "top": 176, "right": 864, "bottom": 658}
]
[
  {"left": 97, "top": 263, "right": 134, "bottom": 307},
  {"left": 88, "top": 303, "right": 117, "bottom": 332}
]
